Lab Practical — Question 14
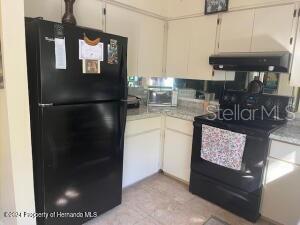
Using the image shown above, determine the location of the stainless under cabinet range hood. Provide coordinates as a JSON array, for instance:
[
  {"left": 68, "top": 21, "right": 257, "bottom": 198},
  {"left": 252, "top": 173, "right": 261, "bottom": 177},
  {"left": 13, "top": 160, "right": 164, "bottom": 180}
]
[{"left": 209, "top": 52, "right": 291, "bottom": 73}]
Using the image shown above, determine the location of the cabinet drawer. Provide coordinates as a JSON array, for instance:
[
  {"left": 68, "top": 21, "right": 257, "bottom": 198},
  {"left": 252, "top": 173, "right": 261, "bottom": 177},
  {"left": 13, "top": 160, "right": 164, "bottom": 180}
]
[
  {"left": 125, "top": 117, "right": 161, "bottom": 136},
  {"left": 166, "top": 116, "right": 193, "bottom": 136},
  {"left": 270, "top": 140, "right": 300, "bottom": 165}
]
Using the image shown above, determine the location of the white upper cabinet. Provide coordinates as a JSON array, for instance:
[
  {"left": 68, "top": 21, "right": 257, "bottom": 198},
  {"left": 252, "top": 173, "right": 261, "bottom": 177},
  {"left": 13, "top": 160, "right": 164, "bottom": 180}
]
[
  {"left": 217, "top": 4, "right": 297, "bottom": 53},
  {"left": 24, "top": 0, "right": 62, "bottom": 22},
  {"left": 106, "top": 4, "right": 140, "bottom": 76},
  {"left": 106, "top": 4, "right": 165, "bottom": 77},
  {"left": 72, "top": 0, "right": 103, "bottom": 30},
  {"left": 138, "top": 15, "right": 165, "bottom": 77},
  {"left": 166, "top": 16, "right": 218, "bottom": 80},
  {"left": 251, "top": 4, "right": 297, "bottom": 52},
  {"left": 166, "top": 19, "right": 190, "bottom": 77},
  {"left": 188, "top": 15, "right": 218, "bottom": 80},
  {"left": 291, "top": 16, "right": 300, "bottom": 87},
  {"left": 218, "top": 9, "right": 255, "bottom": 52}
]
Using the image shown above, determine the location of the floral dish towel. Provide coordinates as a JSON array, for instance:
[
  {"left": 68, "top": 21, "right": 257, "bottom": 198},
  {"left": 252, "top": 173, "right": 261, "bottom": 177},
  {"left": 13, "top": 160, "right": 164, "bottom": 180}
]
[{"left": 201, "top": 125, "right": 247, "bottom": 171}]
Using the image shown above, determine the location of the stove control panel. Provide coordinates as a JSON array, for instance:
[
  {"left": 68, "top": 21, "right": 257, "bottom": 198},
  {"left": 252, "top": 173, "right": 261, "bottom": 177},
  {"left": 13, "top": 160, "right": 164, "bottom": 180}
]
[{"left": 220, "top": 90, "right": 292, "bottom": 119}]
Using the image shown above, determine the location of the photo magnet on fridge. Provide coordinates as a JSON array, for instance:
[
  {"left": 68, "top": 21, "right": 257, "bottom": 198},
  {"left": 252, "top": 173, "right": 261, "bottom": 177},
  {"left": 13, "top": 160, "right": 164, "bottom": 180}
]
[
  {"left": 82, "top": 59, "right": 101, "bottom": 74},
  {"left": 108, "top": 39, "right": 118, "bottom": 64}
]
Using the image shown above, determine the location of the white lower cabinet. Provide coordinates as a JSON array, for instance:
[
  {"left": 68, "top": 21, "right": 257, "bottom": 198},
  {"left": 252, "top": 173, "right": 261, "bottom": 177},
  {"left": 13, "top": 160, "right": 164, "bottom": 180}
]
[
  {"left": 163, "top": 129, "right": 193, "bottom": 182},
  {"left": 261, "top": 141, "right": 300, "bottom": 225},
  {"left": 123, "top": 117, "right": 161, "bottom": 188},
  {"left": 163, "top": 117, "right": 193, "bottom": 183},
  {"left": 123, "top": 116, "right": 194, "bottom": 187}
]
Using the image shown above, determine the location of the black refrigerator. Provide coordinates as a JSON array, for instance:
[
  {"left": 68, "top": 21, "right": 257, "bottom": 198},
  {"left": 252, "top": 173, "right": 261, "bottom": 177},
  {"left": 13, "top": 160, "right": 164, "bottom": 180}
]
[{"left": 25, "top": 18, "right": 128, "bottom": 225}]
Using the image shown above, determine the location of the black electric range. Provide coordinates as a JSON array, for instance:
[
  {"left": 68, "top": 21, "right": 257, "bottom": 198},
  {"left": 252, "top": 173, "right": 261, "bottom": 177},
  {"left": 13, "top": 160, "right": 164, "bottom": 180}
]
[{"left": 189, "top": 90, "right": 291, "bottom": 222}]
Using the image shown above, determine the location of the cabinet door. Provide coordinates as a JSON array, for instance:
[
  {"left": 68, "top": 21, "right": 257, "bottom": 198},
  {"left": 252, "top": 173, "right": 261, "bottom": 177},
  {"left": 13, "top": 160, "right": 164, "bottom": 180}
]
[
  {"left": 262, "top": 158, "right": 300, "bottom": 225},
  {"left": 251, "top": 4, "right": 297, "bottom": 52},
  {"left": 218, "top": 9, "right": 254, "bottom": 52},
  {"left": 24, "top": 0, "right": 62, "bottom": 22},
  {"left": 166, "top": 19, "right": 190, "bottom": 77},
  {"left": 291, "top": 18, "right": 300, "bottom": 87},
  {"left": 188, "top": 15, "right": 218, "bottom": 80},
  {"left": 106, "top": 4, "right": 140, "bottom": 76},
  {"left": 123, "top": 130, "right": 161, "bottom": 188},
  {"left": 138, "top": 16, "right": 165, "bottom": 77},
  {"left": 73, "top": 0, "right": 103, "bottom": 30},
  {"left": 163, "top": 129, "right": 192, "bottom": 182}
]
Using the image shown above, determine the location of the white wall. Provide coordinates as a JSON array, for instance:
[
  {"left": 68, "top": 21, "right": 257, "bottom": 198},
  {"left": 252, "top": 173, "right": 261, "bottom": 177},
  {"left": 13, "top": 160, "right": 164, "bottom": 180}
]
[
  {"left": 0, "top": 90, "right": 17, "bottom": 225},
  {"left": 24, "top": 0, "right": 104, "bottom": 30},
  {"left": 166, "top": 0, "right": 299, "bottom": 18},
  {"left": 113, "top": 0, "right": 168, "bottom": 16},
  {"left": 24, "top": 0, "right": 62, "bottom": 22},
  {"left": 0, "top": 0, "right": 36, "bottom": 224},
  {"left": 24, "top": 0, "right": 300, "bottom": 21}
]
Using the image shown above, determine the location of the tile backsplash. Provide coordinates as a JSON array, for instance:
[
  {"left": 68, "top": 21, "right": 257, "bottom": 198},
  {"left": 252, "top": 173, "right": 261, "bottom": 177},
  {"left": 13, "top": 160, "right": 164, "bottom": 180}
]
[{"left": 128, "top": 73, "right": 299, "bottom": 110}]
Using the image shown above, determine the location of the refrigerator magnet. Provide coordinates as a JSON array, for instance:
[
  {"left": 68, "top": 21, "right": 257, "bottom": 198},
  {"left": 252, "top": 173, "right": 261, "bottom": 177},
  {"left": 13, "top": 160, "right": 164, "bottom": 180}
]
[
  {"left": 55, "top": 38, "right": 67, "bottom": 70},
  {"left": 108, "top": 39, "right": 118, "bottom": 64},
  {"left": 82, "top": 59, "right": 101, "bottom": 74},
  {"left": 79, "top": 39, "right": 104, "bottom": 61}
]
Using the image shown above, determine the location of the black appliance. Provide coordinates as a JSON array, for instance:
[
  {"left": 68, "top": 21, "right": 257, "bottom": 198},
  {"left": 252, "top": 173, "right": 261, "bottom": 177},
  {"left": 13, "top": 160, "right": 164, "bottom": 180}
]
[
  {"left": 127, "top": 95, "right": 141, "bottom": 108},
  {"left": 25, "top": 18, "right": 128, "bottom": 225},
  {"left": 209, "top": 52, "right": 291, "bottom": 73},
  {"left": 189, "top": 90, "right": 291, "bottom": 222}
]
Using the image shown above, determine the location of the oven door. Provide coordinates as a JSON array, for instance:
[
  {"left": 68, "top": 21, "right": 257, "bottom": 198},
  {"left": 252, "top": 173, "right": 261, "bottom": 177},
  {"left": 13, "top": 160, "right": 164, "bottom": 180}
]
[{"left": 190, "top": 120, "right": 270, "bottom": 195}]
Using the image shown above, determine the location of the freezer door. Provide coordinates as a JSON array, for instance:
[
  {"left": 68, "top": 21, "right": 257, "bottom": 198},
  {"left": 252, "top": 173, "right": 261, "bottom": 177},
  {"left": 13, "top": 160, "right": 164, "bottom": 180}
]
[
  {"left": 38, "top": 102, "right": 126, "bottom": 225},
  {"left": 27, "top": 19, "right": 127, "bottom": 104}
]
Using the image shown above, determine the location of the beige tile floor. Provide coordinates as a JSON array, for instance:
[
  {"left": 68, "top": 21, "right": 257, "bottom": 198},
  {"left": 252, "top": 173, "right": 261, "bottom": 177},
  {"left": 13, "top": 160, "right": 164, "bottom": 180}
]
[{"left": 85, "top": 173, "right": 273, "bottom": 225}]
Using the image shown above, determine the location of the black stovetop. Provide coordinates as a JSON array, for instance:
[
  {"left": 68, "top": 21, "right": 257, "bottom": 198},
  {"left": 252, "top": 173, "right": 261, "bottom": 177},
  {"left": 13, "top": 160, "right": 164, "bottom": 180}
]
[
  {"left": 194, "top": 90, "right": 291, "bottom": 135},
  {"left": 195, "top": 111, "right": 287, "bottom": 135}
]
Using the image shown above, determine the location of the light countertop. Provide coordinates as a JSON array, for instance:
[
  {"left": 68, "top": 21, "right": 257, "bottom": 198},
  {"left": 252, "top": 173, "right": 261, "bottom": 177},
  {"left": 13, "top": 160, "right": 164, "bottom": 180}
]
[
  {"left": 127, "top": 105, "right": 206, "bottom": 122},
  {"left": 128, "top": 106, "right": 300, "bottom": 146},
  {"left": 270, "top": 118, "right": 300, "bottom": 146}
]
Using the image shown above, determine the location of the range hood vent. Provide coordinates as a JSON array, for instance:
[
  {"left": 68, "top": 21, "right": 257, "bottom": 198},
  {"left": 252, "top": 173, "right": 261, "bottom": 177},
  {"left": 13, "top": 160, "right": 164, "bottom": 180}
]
[{"left": 209, "top": 52, "right": 291, "bottom": 73}]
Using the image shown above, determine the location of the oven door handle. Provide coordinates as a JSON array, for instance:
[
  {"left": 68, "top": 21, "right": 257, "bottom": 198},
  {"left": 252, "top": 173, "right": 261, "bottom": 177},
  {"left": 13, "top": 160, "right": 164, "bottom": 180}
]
[
  {"left": 245, "top": 135, "right": 265, "bottom": 142},
  {"left": 194, "top": 123, "right": 267, "bottom": 142}
]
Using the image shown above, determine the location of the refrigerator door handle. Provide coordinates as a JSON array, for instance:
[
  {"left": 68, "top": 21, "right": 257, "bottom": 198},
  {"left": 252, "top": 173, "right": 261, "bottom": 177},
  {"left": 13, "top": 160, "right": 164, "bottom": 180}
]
[{"left": 119, "top": 101, "right": 127, "bottom": 155}]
